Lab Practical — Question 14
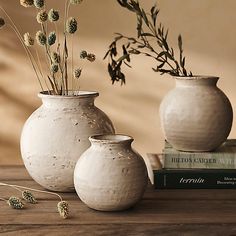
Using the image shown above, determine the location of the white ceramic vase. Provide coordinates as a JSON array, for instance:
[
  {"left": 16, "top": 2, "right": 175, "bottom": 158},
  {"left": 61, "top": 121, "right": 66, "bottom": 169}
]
[
  {"left": 74, "top": 134, "right": 148, "bottom": 211},
  {"left": 160, "top": 76, "right": 233, "bottom": 152},
  {"left": 20, "top": 91, "right": 115, "bottom": 192}
]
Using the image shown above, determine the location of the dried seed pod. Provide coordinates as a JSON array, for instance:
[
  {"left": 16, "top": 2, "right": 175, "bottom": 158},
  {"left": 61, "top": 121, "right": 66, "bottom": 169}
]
[
  {"left": 36, "top": 31, "right": 46, "bottom": 46},
  {"left": 57, "top": 201, "right": 69, "bottom": 219},
  {"left": 48, "top": 9, "right": 60, "bottom": 22},
  {"left": 74, "top": 68, "right": 82, "bottom": 79},
  {"left": 20, "top": 0, "right": 34, "bottom": 8},
  {"left": 80, "top": 50, "right": 87, "bottom": 59},
  {"left": 7, "top": 196, "right": 24, "bottom": 209},
  {"left": 87, "top": 53, "right": 96, "bottom": 62},
  {"left": 70, "top": 0, "right": 83, "bottom": 4},
  {"left": 36, "top": 10, "right": 48, "bottom": 23},
  {"left": 34, "top": 0, "right": 44, "bottom": 9},
  {"left": 51, "top": 52, "right": 60, "bottom": 64},
  {"left": 24, "top": 32, "right": 34, "bottom": 47},
  {"left": 66, "top": 17, "right": 77, "bottom": 34},
  {"left": 51, "top": 64, "right": 59, "bottom": 74},
  {"left": 48, "top": 31, "right": 56, "bottom": 46},
  {"left": 22, "top": 190, "right": 37, "bottom": 204}
]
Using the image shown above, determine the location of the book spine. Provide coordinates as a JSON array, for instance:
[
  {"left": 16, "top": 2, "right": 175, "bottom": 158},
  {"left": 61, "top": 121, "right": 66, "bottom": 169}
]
[
  {"left": 162, "top": 154, "right": 236, "bottom": 169},
  {"left": 154, "top": 170, "right": 236, "bottom": 189}
]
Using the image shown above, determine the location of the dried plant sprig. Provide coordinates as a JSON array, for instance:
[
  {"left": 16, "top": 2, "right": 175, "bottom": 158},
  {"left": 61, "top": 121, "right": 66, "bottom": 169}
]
[
  {"left": 20, "top": 0, "right": 34, "bottom": 8},
  {"left": 34, "top": 0, "right": 45, "bottom": 9},
  {"left": 80, "top": 51, "right": 96, "bottom": 62},
  {"left": 7, "top": 196, "right": 24, "bottom": 209},
  {"left": 57, "top": 201, "right": 69, "bottom": 219},
  {"left": 0, "top": 182, "right": 69, "bottom": 218},
  {"left": 48, "top": 9, "right": 60, "bottom": 22},
  {"left": 36, "top": 10, "right": 48, "bottom": 23},
  {"left": 104, "top": 0, "right": 193, "bottom": 85},
  {"left": 0, "top": 17, "right": 5, "bottom": 29},
  {"left": 36, "top": 30, "right": 46, "bottom": 46},
  {"left": 48, "top": 31, "right": 56, "bottom": 46},
  {"left": 1, "top": 1, "right": 94, "bottom": 96},
  {"left": 24, "top": 32, "right": 34, "bottom": 47},
  {"left": 22, "top": 190, "right": 37, "bottom": 204},
  {"left": 66, "top": 17, "right": 77, "bottom": 34}
]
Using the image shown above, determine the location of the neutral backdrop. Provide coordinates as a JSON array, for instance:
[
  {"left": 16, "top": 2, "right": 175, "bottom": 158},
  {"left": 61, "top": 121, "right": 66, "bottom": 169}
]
[{"left": 0, "top": 0, "right": 235, "bottom": 164}]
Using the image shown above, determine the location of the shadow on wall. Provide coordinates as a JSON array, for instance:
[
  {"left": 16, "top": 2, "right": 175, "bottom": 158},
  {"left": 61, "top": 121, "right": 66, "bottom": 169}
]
[{"left": 0, "top": 0, "right": 236, "bottom": 165}]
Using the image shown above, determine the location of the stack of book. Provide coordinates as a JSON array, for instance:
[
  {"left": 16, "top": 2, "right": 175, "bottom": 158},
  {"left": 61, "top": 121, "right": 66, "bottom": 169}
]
[{"left": 147, "top": 139, "right": 236, "bottom": 189}]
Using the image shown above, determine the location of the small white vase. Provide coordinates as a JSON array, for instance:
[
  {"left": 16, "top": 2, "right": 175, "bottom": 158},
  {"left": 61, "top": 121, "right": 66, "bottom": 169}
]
[
  {"left": 20, "top": 91, "right": 115, "bottom": 192},
  {"left": 160, "top": 76, "right": 233, "bottom": 152},
  {"left": 74, "top": 134, "right": 148, "bottom": 211}
]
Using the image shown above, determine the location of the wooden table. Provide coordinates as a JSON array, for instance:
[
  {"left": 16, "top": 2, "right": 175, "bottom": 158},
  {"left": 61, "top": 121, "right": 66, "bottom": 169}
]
[{"left": 1, "top": 166, "right": 236, "bottom": 236}]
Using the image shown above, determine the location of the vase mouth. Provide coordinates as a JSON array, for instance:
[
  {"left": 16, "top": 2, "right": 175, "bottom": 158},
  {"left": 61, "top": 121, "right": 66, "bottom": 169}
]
[
  {"left": 89, "top": 134, "right": 134, "bottom": 144},
  {"left": 174, "top": 75, "right": 219, "bottom": 80},
  {"left": 38, "top": 90, "right": 99, "bottom": 99}
]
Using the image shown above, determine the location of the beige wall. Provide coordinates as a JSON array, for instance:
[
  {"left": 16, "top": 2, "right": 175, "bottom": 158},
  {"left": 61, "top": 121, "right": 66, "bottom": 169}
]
[{"left": 0, "top": 0, "right": 235, "bottom": 164}]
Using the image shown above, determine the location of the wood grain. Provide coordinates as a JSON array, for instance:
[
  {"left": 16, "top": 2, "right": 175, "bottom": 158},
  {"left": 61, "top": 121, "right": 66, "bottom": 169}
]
[{"left": 1, "top": 166, "right": 236, "bottom": 235}]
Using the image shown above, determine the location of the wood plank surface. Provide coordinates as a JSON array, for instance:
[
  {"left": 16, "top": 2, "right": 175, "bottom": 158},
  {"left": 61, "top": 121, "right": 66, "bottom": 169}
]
[{"left": 1, "top": 166, "right": 236, "bottom": 236}]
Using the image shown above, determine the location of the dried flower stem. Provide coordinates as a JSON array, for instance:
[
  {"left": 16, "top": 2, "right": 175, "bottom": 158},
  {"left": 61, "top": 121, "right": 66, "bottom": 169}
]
[
  {"left": 0, "top": 6, "right": 44, "bottom": 90},
  {"left": 8, "top": 24, "right": 44, "bottom": 90},
  {"left": 63, "top": 0, "right": 71, "bottom": 95},
  {"left": 35, "top": 48, "right": 50, "bottom": 92},
  {"left": 40, "top": 22, "right": 60, "bottom": 94},
  {"left": 0, "top": 182, "right": 63, "bottom": 201},
  {"left": 0, "top": 197, "right": 7, "bottom": 202},
  {"left": 71, "top": 34, "right": 74, "bottom": 92}
]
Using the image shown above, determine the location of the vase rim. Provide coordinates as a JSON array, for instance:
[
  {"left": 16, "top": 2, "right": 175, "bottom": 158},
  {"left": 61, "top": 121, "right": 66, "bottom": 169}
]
[
  {"left": 89, "top": 134, "right": 134, "bottom": 144},
  {"left": 38, "top": 90, "right": 99, "bottom": 99},
  {"left": 174, "top": 75, "right": 219, "bottom": 80}
]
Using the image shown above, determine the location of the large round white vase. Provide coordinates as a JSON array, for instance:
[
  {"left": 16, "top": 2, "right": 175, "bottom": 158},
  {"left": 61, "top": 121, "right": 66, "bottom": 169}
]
[
  {"left": 20, "top": 91, "right": 115, "bottom": 192},
  {"left": 160, "top": 76, "right": 233, "bottom": 152},
  {"left": 74, "top": 134, "right": 148, "bottom": 211}
]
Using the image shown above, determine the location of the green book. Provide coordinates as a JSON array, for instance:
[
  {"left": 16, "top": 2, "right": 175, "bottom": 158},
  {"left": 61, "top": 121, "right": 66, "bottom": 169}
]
[{"left": 162, "top": 139, "right": 236, "bottom": 169}]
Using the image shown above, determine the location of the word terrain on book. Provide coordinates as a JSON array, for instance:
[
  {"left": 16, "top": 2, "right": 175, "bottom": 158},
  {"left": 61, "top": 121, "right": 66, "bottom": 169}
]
[{"left": 147, "top": 139, "right": 236, "bottom": 189}]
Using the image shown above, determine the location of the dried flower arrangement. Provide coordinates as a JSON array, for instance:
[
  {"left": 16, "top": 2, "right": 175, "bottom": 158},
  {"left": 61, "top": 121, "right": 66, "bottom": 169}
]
[
  {"left": 0, "top": 0, "right": 95, "bottom": 95},
  {"left": 104, "top": 0, "right": 193, "bottom": 84},
  {"left": 0, "top": 182, "right": 69, "bottom": 219}
]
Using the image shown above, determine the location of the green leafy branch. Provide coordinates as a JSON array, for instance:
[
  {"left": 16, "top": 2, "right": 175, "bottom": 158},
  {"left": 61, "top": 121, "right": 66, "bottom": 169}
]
[{"left": 104, "top": 0, "right": 193, "bottom": 84}]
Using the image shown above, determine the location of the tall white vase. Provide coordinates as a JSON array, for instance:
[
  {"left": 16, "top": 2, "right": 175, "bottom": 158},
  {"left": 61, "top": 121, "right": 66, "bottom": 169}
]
[
  {"left": 20, "top": 91, "right": 115, "bottom": 192},
  {"left": 160, "top": 76, "right": 233, "bottom": 152},
  {"left": 74, "top": 134, "right": 148, "bottom": 211}
]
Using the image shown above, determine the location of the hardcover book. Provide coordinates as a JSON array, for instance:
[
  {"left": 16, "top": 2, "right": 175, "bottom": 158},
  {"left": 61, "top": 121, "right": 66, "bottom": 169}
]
[
  {"left": 147, "top": 153, "right": 236, "bottom": 189},
  {"left": 162, "top": 139, "right": 236, "bottom": 169}
]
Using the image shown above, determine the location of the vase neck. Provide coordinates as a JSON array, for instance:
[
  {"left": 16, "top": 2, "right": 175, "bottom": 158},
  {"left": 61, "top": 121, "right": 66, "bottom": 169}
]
[
  {"left": 175, "top": 76, "right": 219, "bottom": 87},
  {"left": 38, "top": 91, "right": 98, "bottom": 109},
  {"left": 89, "top": 134, "right": 133, "bottom": 149}
]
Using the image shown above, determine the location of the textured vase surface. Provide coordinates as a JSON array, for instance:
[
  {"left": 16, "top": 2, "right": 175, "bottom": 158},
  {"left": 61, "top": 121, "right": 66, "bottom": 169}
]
[
  {"left": 21, "top": 91, "right": 115, "bottom": 192},
  {"left": 160, "top": 76, "right": 233, "bottom": 152},
  {"left": 74, "top": 134, "right": 148, "bottom": 211}
]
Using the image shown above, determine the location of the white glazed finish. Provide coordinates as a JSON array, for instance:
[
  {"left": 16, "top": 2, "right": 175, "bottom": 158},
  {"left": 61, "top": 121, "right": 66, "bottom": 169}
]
[
  {"left": 160, "top": 76, "right": 233, "bottom": 152},
  {"left": 74, "top": 134, "right": 148, "bottom": 211},
  {"left": 21, "top": 91, "right": 115, "bottom": 192}
]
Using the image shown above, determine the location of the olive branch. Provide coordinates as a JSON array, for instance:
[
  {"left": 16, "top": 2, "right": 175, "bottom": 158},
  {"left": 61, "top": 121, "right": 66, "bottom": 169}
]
[{"left": 104, "top": 0, "right": 193, "bottom": 85}]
